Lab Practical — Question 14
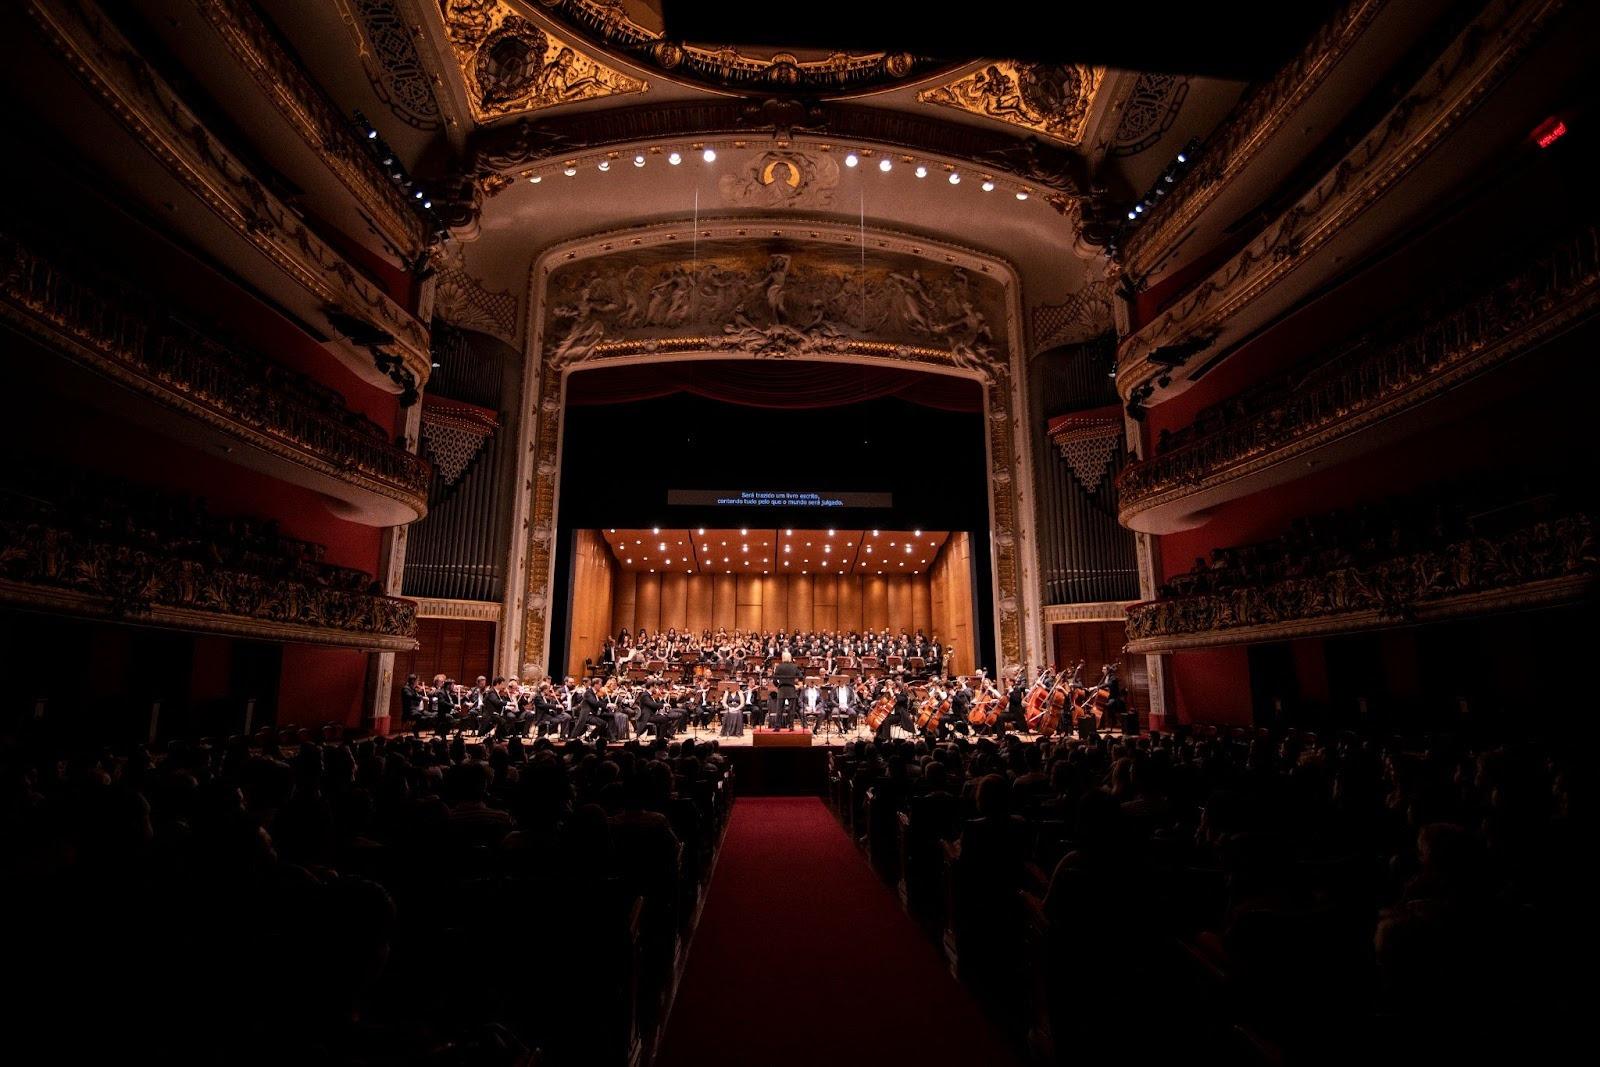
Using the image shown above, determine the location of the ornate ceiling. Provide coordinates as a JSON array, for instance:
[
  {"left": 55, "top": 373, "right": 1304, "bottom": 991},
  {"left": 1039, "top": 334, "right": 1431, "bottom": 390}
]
[{"left": 259, "top": 0, "right": 1248, "bottom": 348}]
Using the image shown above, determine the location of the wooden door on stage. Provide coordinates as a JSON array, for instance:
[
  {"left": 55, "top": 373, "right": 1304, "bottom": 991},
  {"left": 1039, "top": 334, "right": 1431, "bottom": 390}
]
[{"left": 1051, "top": 620, "right": 1148, "bottom": 719}]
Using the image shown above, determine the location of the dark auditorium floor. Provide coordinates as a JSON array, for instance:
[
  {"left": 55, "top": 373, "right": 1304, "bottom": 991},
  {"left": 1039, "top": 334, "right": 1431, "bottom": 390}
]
[{"left": 655, "top": 796, "right": 1019, "bottom": 1067}]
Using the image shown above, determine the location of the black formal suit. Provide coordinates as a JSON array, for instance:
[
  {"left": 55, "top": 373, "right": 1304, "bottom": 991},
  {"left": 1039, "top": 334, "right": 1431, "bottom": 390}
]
[
  {"left": 480, "top": 688, "right": 510, "bottom": 735},
  {"left": 573, "top": 687, "right": 602, "bottom": 737},
  {"left": 401, "top": 683, "right": 427, "bottom": 720},
  {"left": 772, "top": 660, "right": 801, "bottom": 727},
  {"left": 533, "top": 693, "right": 569, "bottom": 737}
]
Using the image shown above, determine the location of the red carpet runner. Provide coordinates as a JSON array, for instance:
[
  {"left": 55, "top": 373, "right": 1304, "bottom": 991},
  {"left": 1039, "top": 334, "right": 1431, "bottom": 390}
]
[{"left": 656, "top": 797, "right": 1019, "bottom": 1067}]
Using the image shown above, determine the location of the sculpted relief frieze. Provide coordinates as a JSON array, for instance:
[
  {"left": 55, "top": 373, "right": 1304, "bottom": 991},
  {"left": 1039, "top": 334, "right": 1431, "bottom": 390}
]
[{"left": 540, "top": 239, "right": 1012, "bottom": 379}]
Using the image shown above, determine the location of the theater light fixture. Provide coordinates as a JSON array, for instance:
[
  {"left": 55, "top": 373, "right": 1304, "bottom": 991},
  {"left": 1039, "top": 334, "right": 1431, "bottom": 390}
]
[
  {"left": 702, "top": 148, "right": 717, "bottom": 163},
  {"left": 878, "top": 158, "right": 892, "bottom": 172},
  {"left": 915, "top": 165, "right": 928, "bottom": 179},
  {"left": 948, "top": 172, "right": 961, "bottom": 185},
  {"left": 845, "top": 152, "right": 859, "bottom": 168},
  {"left": 668, "top": 151, "right": 682, "bottom": 165}
]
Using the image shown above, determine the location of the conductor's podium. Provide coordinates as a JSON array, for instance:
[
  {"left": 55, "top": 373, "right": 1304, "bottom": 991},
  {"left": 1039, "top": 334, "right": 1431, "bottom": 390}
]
[{"left": 751, "top": 728, "right": 813, "bottom": 748}]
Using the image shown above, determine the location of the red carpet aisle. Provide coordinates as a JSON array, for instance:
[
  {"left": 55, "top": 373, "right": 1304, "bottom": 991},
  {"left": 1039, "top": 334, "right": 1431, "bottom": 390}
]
[{"left": 656, "top": 797, "right": 1019, "bottom": 1067}]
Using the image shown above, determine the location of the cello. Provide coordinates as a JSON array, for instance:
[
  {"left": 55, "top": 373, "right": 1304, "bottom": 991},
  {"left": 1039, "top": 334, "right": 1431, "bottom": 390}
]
[
  {"left": 1036, "top": 667, "right": 1073, "bottom": 735},
  {"left": 865, "top": 685, "right": 897, "bottom": 732},
  {"left": 1022, "top": 666, "right": 1055, "bottom": 731}
]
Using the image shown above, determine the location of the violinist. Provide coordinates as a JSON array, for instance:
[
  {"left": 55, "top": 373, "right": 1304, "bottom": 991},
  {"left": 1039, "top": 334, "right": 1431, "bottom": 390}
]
[{"left": 534, "top": 681, "right": 570, "bottom": 738}]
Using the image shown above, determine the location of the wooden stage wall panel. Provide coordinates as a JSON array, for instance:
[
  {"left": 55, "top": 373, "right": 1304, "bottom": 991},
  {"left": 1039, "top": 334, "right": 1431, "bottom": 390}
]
[
  {"left": 602, "top": 569, "right": 937, "bottom": 643},
  {"left": 391, "top": 618, "right": 496, "bottom": 718},
  {"left": 930, "top": 531, "right": 975, "bottom": 675},
  {"left": 567, "top": 529, "right": 617, "bottom": 678}
]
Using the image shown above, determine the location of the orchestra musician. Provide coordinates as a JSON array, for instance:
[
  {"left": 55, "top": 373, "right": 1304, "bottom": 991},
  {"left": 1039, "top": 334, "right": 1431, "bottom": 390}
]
[{"left": 720, "top": 685, "right": 745, "bottom": 737}]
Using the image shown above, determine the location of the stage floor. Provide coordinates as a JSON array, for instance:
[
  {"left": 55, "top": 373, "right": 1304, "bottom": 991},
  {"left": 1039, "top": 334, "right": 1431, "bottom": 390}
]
[{"left": 430, "top": 723, "right": 1110, "bottom": 748}]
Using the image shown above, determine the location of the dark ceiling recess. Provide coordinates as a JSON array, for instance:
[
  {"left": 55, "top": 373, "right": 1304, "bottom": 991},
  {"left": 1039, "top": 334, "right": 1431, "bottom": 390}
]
[{"left": 660, "top": 1, "right": 1343, "bottom": 82}]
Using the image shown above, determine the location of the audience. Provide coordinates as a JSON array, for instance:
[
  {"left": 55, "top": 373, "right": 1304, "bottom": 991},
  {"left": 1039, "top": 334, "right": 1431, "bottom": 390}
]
[
  {"left": 832, "top": 724, "right": 1579, "bottom": 1063},
  {"left": 1, "top": 724, "right": 733, "bottom": 1064}
]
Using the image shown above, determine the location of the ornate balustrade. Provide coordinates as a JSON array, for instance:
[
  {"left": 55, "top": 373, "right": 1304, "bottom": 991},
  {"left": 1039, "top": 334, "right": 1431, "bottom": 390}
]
[
  {"left": 1118, "top": 221, "right": 1600, "bottom": 525},
  {"left": 0, "top": 229, "right": 432, "bottom": 522},
  {"left": 0, "top": 490, "right": 418, "bottom": 650},
  {"left": 1125, "top": 510, "right": 1595, "bottom": 653}
]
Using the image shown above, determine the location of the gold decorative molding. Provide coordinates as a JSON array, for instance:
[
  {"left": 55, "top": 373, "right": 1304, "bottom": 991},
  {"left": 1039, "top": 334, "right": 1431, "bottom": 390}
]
[
  {"left": 1043, "top": 602, "right": 1132, "bottom": 625},
  {"left": 413, "top": 597, "right": 503, "bottom": 621},
  {"left": 534, "top": 0, "right": 937, "bottom": 96},
  {"left": 1117, "top": 0, "right": 1566, "bottom": 398},
  {"left": 191, "top": 0, "right": 427, "bottom": 260},
  {"left": 1126, "top": 576, "right": 1592, "bottom": 654},
  {"left": 1121, "top": 0, "right": 1389, "bottom": 278},
  {"left": 504, "top": 218, "right": 1041, "bottom": 681},
  {"left": 22, "top": 0, "right": 433, "bottom": 387},
  {"left": 440, "top": 0, "right": 645, "bottom": 122},
  {"left": 919, "top": 62, "right": 1105, "bottom": 146},
  {"left": 0, "top": 579, "right": 418, "bottom": 651},
  {"left": 1118, "top": 219, "right": 1600, "bottom": 528}
]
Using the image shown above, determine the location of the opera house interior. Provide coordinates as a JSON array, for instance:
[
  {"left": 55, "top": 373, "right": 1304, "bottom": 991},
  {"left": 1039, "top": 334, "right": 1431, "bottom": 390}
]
[{"left": 0, "top": 1, "right": 1592, "bottom": 1063}]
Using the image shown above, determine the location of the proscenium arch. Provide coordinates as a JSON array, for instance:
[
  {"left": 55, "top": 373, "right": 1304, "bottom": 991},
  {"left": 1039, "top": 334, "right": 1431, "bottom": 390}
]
[{"left": 499, "top": 217, "right": 1045, "bottom": 681}]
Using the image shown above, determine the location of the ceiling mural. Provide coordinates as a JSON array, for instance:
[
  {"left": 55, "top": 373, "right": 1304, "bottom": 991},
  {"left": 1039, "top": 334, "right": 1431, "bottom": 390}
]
[
  {"left": 919, "top": 62, "right": 1105, "bottom": 146},
  {"left": 529, "top": 0, "right": 946, "bottom": 95},
  {"left": 439, "top": 0, "right": 645, "bottom": 122},
  {"left": 1110, "top": 73, "right": 1189, "bottom": 156},
  {"left": 540, "top": 238, "right": 1011, "bottom": 372}
]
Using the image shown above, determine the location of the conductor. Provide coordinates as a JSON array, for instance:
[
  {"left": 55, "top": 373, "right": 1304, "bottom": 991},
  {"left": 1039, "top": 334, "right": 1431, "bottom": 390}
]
[{"left": 773, "top": 650, "right": 801, "bottom": 729}]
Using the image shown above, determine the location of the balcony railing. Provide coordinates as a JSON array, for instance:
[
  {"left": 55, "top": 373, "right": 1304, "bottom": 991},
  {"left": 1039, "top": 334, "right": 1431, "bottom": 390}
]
[
  {"left": 1119, "top": 221, "right": 1600, "bottom": 516},
  {"left": 1125, "top": 509, "right": 1594, "bottom": 652},
  {"left": 0, "top": 229, "right": 431, "bottom": 516},
  {"left": 0, "top": 502, "right": 417, "bottom": 651}
]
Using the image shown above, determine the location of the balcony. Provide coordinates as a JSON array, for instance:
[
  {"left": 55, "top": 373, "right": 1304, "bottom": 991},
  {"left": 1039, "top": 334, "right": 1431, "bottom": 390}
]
[
  {"left": 0, "top": 228, "right": 431, "bottom": 526},
  {"left": 0, "top": 473, "right": 418, "bottom": 651},
  {"left": 1125, "top": 502, "right": 1594, "bottom": 654},
  {"left": 1118, "top": 220, "right": 1600, "bottom": 533}
]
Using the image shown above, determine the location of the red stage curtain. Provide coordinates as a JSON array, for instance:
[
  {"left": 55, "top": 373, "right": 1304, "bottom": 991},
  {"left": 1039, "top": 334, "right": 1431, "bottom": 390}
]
[{"left": 564, "top": 359, "right": 981, "bottom": 413}]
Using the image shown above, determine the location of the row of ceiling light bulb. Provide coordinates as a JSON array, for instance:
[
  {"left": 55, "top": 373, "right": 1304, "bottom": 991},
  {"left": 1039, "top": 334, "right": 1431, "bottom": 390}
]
[
  {"left": 527, "top": 146, "right": 1033, "bottom": 200},
  {"left": 615, "top": 527, "right": 930, "bottom": 573}
]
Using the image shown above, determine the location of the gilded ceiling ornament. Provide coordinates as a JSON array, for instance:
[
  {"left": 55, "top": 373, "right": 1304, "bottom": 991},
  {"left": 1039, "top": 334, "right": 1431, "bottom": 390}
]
[
  {"left": 717, "top": 150, "right": 840, "bottom": 209},
  {"left": 531, "top": 0, "right": 941, "bottom": 94},
  {"left": 919, "top": 62, "right": 1105, "bottom": 145},
  {"left": 439, "top": 0, "right": 644, "bottom": 122}
]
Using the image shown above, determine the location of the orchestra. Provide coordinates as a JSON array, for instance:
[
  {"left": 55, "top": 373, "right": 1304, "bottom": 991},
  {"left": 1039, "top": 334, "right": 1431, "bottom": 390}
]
[{"left": 400, "top": 623, "right": 1129, "bottom": 743}]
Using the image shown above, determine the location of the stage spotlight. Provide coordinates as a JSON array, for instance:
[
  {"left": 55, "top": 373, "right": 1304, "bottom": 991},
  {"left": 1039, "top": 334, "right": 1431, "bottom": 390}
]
[
  {"left": 878, "top": 158, "right": 892, "bottom": 172},
  {"left": 422, "top": 199, "right": 431, "bottom": 208},
  {"left": 786, "top": 529, "right": 793, "bottom": 535},
  {"left": 948, "top": 172, "right": 961, "bottom": 184},
  {"left": 702, "top": 148, "right": 716, "bottom": 163},
  {"left": 698, "top": 528, "right": 705, "bottom": 534},
  {"left": 367, "top": 128, "right": 377, "bottom": 139},
  {"left": 653, "top": 527, "right": 660, "bottom": 534},
  {"left": 1016, "top": 191, "right": 1029, "bottom": 200},
  {"left": 845, "top": 152, "right": 859, "bottom": 167},
  {"left": 626, "top": 558, "right": 632, "bottom": 564},
  {"left": 914, "top": 529, "right": 921, "bottom": 536},
  {"left": 828, "top": 529, "right": 835, "bottom": 535},
  {"left": 1177, "top": 152, "right": 1187, "bottom": 163},
  {"left": 668, "top": 152, "right": 682, "bottom": 165},
  {"left": 1134, "top": 204, "right": 1143, "bottom": 213},
  {"left": 1127, "top": 211, "right": 1136, "bottom": 220},
  {"left": 915, "top": 165, "right": 928, "bottom": 179},
  {"left": 740, "top": 528, "right": 748, "bottom": 535},
  {"left": 872, "top": 529, "right": 879, "bottom": 535},
  {"left": 414, "top": 190, "right": 424, "bottom": 199}
]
